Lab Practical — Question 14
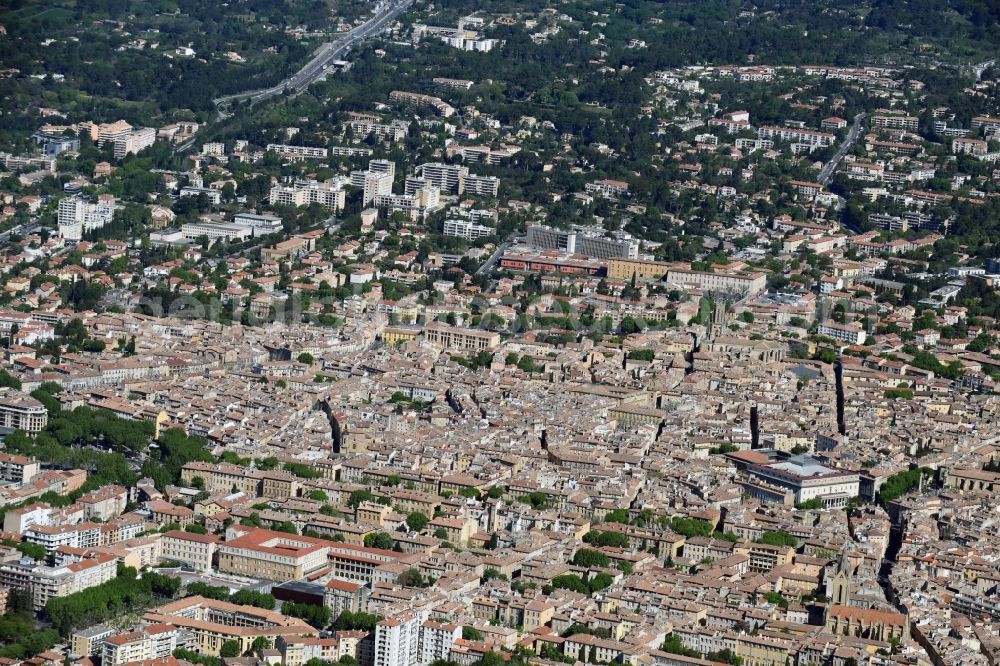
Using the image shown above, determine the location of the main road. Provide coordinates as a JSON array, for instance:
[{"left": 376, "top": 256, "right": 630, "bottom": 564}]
[
  {"left": 213, "top": 0, "right": 412, "bottom": 109},
  {"left": 818, "top": 112, "right": 866, "bottom": 186}
]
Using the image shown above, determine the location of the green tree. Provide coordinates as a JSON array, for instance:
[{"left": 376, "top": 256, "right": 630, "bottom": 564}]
[
  {"left": 283, "top": 602, "right": 331, "bottom": 628},
  {"left": 348, "top": 489, "right": 374, "bottom": 508},
  {"left": 406, "top": 512, "right": 429, "bottom": 532},
  {"left": 364, "top": 532, "right": 395, "bottom": 550},
  {"left": 572, "top": 548, "right": 610, "bottom": 569},
  {"left": 754, "top": 531, "right": 798, "bottom": 548},
  {"left": 602, "top": 509, "right": 630, "bottom": 524},
  {"left": 462, "top": 626, "right": 484, "bottom": 641}
]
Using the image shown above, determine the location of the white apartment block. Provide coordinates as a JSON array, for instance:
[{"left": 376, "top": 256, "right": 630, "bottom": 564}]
[
  {"left": 25, "top": 521, "right": 102, "bottom": 552},
  {"left": 417, "top": 162, "right": 467, "bottom": 191},
  {"left": 461, "top": 174, "right": 500, "bottom": 197},
  {"left": 374, "top": 614, "right": 422, "bottom": 666},
  {"left": 266, "top": 144, "right": 329, "bottom": 160},
  {"left": 180, "top": 222, "right": 251, "bottom": 244},
  {"left": 432, "top": 77, "right": 474, "bottom": 91},
  {"left": 329, "top": 146, "right": 374, "bottom": 157},
  {"left": 233, "top": 213, "right": 284, "bottom": 234},
  {"left": 972, "top": 115, "right": 1000, "bottom": 135},
  {"left": 374, "top": 187, "right": 440, "bottom": 220},
  {"left": 369, "top": 159, "right": 396, "bottom": 179},
  {"left": 113, "top": 127, "right": 156, "bottom": 159},
  {"left": 58, "top": 195, "right": 116, "bottom": 241},
  {"left": 952, "top": 137, "right": 988, "bottom": 156},
  {"left": 404, "top": 176, "right": 430, "bottom": 196},
  {"left": 412, "top": 23, "right": 501, "bottom": 52},
  {"left": 179, "top": 186, "right": 223, "bottom": 204},
  {"left": 202, "top": 142, "right": 226, "bottom": 156},
  {"left": 817, "top": 321, "right": 867, "bottom": 345},
  {"left": 92, "top": 120, "right": 133, "bottom": 146},
  {"left": 419, "top": 621, "right": 460, "bottom": 666},
  {"left": 585, "top": 178, "right": 629, "bottom": 199},
  {"left": 871, "top": 114, "right": 919, "bottom": 130},
  {"left": 757, "top": 125, "right": 835, "bottom": 147},
  {"left": 352, "top": 171, "right": 393, "bottom": 205},
  {"left": 2, "top": 501, "right": 50, "bottom": 534},
  {"left": 270, "top": 180, "right": 347, "bottom": 211},
  {"left": 348, "top": 119, "right": 410, "bottom": 142},
  {"left": 443, "top": 219, "right": 493, "bottom": 239}
]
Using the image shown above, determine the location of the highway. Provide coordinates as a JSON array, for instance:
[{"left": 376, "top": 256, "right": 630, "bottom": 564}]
[
  {"left": 213, "top": 0, "right": 412, "bottom": 109},
  {"left": 818, "top": 112, "right": 866, "bottom": 185}
]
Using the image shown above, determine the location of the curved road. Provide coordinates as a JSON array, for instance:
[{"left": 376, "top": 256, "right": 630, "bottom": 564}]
[{"left": 213, "top": 0, "right": 412, "bottom": 109}]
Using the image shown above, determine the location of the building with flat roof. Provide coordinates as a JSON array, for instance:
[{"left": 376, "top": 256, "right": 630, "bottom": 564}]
[
  {"left": 526, "top": 224, "right": 639, "bottom": 260},
  {"left": 179, "top": 186, "right": 223, "bottom": 205},
  {"left": 265, "top": 144, "right": 328, "bottom": 160},
  {"left": 817, "top": 321, "right": 867, "bottom": 345},
  {"left": 233, "top": 213, "right": 284, "bottom": 234},
  {"left": 499, "top": 248, "right": 605, "bottom": 277},
  {"left": 374, "top": 614, "right": 423, "bottom": 666},
  {"left": 180, "top": 222, "right": 252, "bottom": 244},
  {"left": 443, "top": 219, "right": 493, "bottom": 240},
  {"left": 70, "top": 624, "right": 115, "bottom": 659},
  {"left": 58, "top": 195, "right": 116, "bottom": 241},
  {"left": 270, "top": 179, "right": 346, "bottom": 211}
]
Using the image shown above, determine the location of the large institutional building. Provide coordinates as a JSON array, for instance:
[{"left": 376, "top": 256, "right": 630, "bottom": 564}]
[
  {"left": 737, "top": 451, "right": 860, "bottom": 507},
  {"left": 217, "top": 527, "right": 331, "bottom": 581},
  {"left": 526, "top": 224, "right": 639, "bottom": 260}
]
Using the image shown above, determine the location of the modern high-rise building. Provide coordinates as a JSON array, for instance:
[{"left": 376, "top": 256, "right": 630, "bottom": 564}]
[
  {"left": 58, "top": 195, "right": 116, "bottom": 241},
  {"left": 418, "top": 621, "right": 461, "bottom": 666},
  {"left": 460, "top": 173, "right": 499, "bottom": 197},
  {"left": 363, "top": 172, "right": 394, "bottom": 205},
  {"left": 374, "top": 614, "right": 422, "bottom": 666},
  {"left": 417, "top": 162, "right": 467, "bottom": 191},
  {"left": 369, "top": 159, "right": 396, "bottom": 179},
  {"left": 404, "top": 176, "right": 431, "bottom": 196}
]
